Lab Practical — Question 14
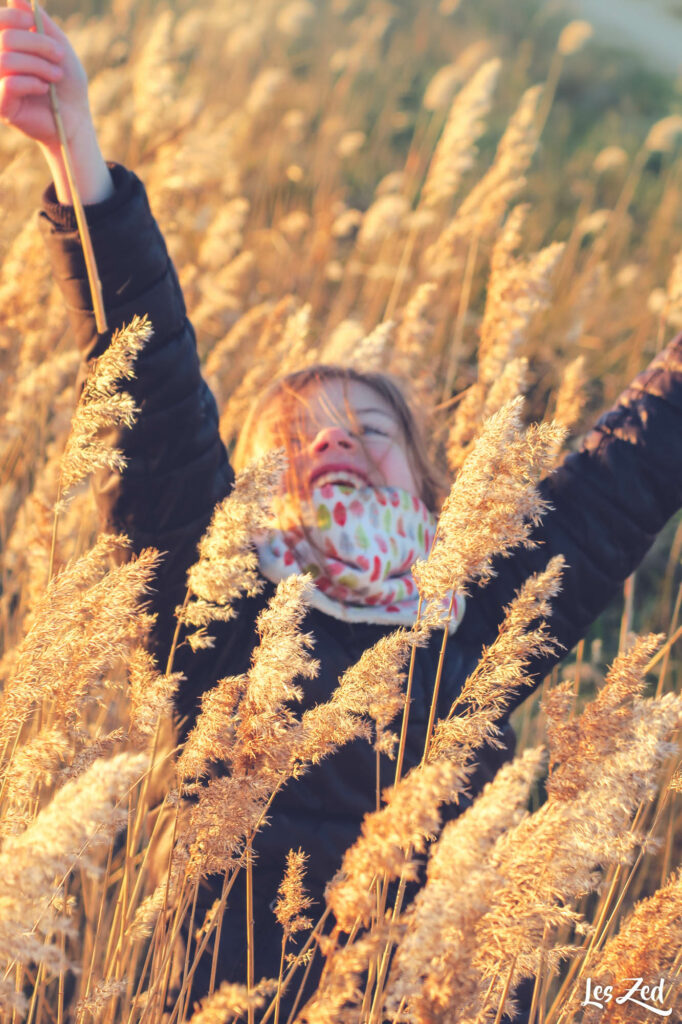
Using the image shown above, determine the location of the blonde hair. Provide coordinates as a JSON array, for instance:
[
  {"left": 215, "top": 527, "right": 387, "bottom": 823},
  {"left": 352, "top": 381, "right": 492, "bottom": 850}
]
[{"left": 232, "top": 364, "right": 448, "bottom": 513}]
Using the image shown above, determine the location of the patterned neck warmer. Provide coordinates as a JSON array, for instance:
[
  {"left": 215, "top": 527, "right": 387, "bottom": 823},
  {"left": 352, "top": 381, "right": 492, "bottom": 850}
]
[{"left": 255, "top": 483, "right": 466, "bottom": 632}]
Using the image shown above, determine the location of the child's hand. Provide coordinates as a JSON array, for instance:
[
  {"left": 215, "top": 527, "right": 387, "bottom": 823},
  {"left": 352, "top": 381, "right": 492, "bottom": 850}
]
[
  {"left": 0, "top": 0, "right": 112, "bottom": 203},
  {"left": 0, "top": 0, "right": 89, "bottom": 152}
]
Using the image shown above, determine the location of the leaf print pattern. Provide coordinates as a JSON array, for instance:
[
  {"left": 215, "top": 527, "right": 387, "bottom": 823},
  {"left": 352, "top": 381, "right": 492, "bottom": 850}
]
[{"left": 255, "top": 484, "right": 466, "bottom": 630}]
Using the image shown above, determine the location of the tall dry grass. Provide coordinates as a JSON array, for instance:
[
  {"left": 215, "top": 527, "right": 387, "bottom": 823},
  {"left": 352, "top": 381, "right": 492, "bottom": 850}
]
[{"left": 0, "top": 0, "right": 681, "bottom": 1021}]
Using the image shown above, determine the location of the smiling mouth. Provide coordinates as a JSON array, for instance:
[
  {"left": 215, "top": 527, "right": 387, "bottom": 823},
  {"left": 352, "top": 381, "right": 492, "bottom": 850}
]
[{"left": 310, "top": 469, "right": 370, "bottom": 489}]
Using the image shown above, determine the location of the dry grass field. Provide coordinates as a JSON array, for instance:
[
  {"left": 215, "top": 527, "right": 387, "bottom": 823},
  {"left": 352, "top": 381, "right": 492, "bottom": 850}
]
[{"left": 0, "top": 0, "right": 681, "bottom": 1021}]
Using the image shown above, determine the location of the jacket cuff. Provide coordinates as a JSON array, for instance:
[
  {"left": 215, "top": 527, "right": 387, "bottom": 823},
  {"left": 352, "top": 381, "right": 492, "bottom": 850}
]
[{"left": 41, "top": 163, "right": 135, "bottom": 231}]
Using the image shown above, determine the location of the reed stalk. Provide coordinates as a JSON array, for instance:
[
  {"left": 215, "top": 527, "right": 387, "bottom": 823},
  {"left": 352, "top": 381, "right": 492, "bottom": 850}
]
[
  {"left": 492, "top": 954, "right": 518, "bottom": 1024},
  {"left": 260, "top": 908, "right": 332, "bottom": 1024},
  {"left": 421, "top": 590, "right": 457, "bottom": 763},
  {"left": 441, "top": 228, "right": 480, "bottom": 402},
  {"left": 393, "top": 597, "right": 424, "bottom": 786},
  {"left": 246, "top": 840, "right": 255, "bottom": 1024},
  {"left": 30, "top": 2, "right": 107, "bottom": 335}
]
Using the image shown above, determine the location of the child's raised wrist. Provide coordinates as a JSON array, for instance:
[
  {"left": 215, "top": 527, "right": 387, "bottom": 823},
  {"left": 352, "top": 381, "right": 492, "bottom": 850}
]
[
  {"left": 40, "top": 125, "right": 114, "bottom": 206},
  {"left": 42, "top": 163, "right": 135, "bottom": 233}
]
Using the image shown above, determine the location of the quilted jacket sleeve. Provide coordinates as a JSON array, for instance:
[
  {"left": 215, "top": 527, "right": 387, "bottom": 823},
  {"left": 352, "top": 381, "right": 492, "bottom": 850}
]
[
  {"left": 38, "top": 164, "right": 234, "bottom": 666},
  {"left": 462, "top": 333, "right": 682, "bottom": 708}
]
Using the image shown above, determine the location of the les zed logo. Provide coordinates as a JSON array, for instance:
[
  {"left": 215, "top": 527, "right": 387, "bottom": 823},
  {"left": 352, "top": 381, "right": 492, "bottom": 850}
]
[{"left": 582, "top": 977, "right": 672, "bottom": 1016}]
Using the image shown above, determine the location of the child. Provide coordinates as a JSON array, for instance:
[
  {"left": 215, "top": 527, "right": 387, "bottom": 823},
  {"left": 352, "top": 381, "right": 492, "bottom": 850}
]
[{"left": 2, "top": 2, "right": 682, "bottom": 1018}]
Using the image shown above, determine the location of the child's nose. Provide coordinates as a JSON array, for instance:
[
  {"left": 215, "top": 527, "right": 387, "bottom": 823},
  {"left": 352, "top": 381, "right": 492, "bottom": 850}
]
[{"left": 310, "top": 425, "right": 357, "bottom": 454}]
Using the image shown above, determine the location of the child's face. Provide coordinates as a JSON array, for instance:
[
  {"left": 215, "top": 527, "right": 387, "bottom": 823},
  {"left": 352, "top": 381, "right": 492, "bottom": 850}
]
[{"left": 251, "top": 378, "right": 420, "bottom": 511}]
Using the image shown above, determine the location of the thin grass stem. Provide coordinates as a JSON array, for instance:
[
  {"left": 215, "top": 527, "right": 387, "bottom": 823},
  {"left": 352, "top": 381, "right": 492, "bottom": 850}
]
[
  {"left": 246, "top": 839, "right": 255, "bottom": 1024},
  {"left": 440, "top": 228, "right": 480, "bottom": 402},
  {"left": 492, "top": 954, "right": 518, "bottom": 1024}
]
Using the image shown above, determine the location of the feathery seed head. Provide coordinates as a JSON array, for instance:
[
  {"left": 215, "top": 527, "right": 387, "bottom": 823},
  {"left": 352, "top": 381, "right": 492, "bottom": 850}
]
[
  {"left": 187, "top": 979, "right": 278, "bottom": 1024},
  {"left": 557, "top": 20, "right": 593, "bottom": 56},
  {"left": 593, "top": 145, "right": 628, "bottom": 174},
  {"left": 554, "top": 355, "right": 587, "bottom": 432},
  {"left": 275, "top": 847, "right": 315, "bottom": 936},
  {"left": 128, "top": 646, "right": 183, "bottom": 745},
  {"left": 421, "top": 58, "right": 502, "bottom": 209},
  {"left": 0, "top": 753, "right": 147, "bottom": 976},
  {"left": 59, "top": 315, "right": 152, "bottom": 500},
  {"left": 386, "top": 748, "right": 546, "bottom": 1020},
  {"left": 182, "top": 447, "right": 287, "bottom": 633},
  {"left": 646, "top": 115, "right": 682, "bottom": 153},
  {"left": 326, "top": 760, "right": 467, "bottom": 930},
  {"left": 423, "top": 42, "right": 495, "bottom": 110},
  {"left": 0, "top": 536, "right": 161, "bottom": 751},
  {"left": 429, "top": 557, "right": 564, "bottom": 765},
  {"left": 418, "top": 399, "right": 565, "bottom": 601}
]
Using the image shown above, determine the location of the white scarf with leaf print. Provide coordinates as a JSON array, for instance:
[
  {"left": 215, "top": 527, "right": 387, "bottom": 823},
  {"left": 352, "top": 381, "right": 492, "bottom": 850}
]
[{"left": 255, "top": 483, "right": 465, "bottom": 632}]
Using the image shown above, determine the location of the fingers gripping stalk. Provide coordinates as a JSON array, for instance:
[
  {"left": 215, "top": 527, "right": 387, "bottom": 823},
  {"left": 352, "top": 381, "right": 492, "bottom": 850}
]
[
  {"left": 1, "top": 0, "right": 108, "bottom": 332},
  {"left": 29, "top": 0, "right": 106, "bottom": 332}
]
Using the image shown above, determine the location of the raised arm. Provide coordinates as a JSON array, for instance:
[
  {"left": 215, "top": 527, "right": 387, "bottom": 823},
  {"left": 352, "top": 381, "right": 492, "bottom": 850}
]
[
  {"left": 0, "top": 1, "right": 234, "bottom": 668},
  {"left": 464, "top": 333, "right": 682, "bottom": 705},
  {"left": 40, "top": 168, "right": 234, "bottom": 642}
]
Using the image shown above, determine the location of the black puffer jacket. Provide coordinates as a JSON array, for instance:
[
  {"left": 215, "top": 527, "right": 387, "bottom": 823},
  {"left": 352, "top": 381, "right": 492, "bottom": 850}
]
[{"left": 39, "top": 165, "right": 682, "bottom": 1012}]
